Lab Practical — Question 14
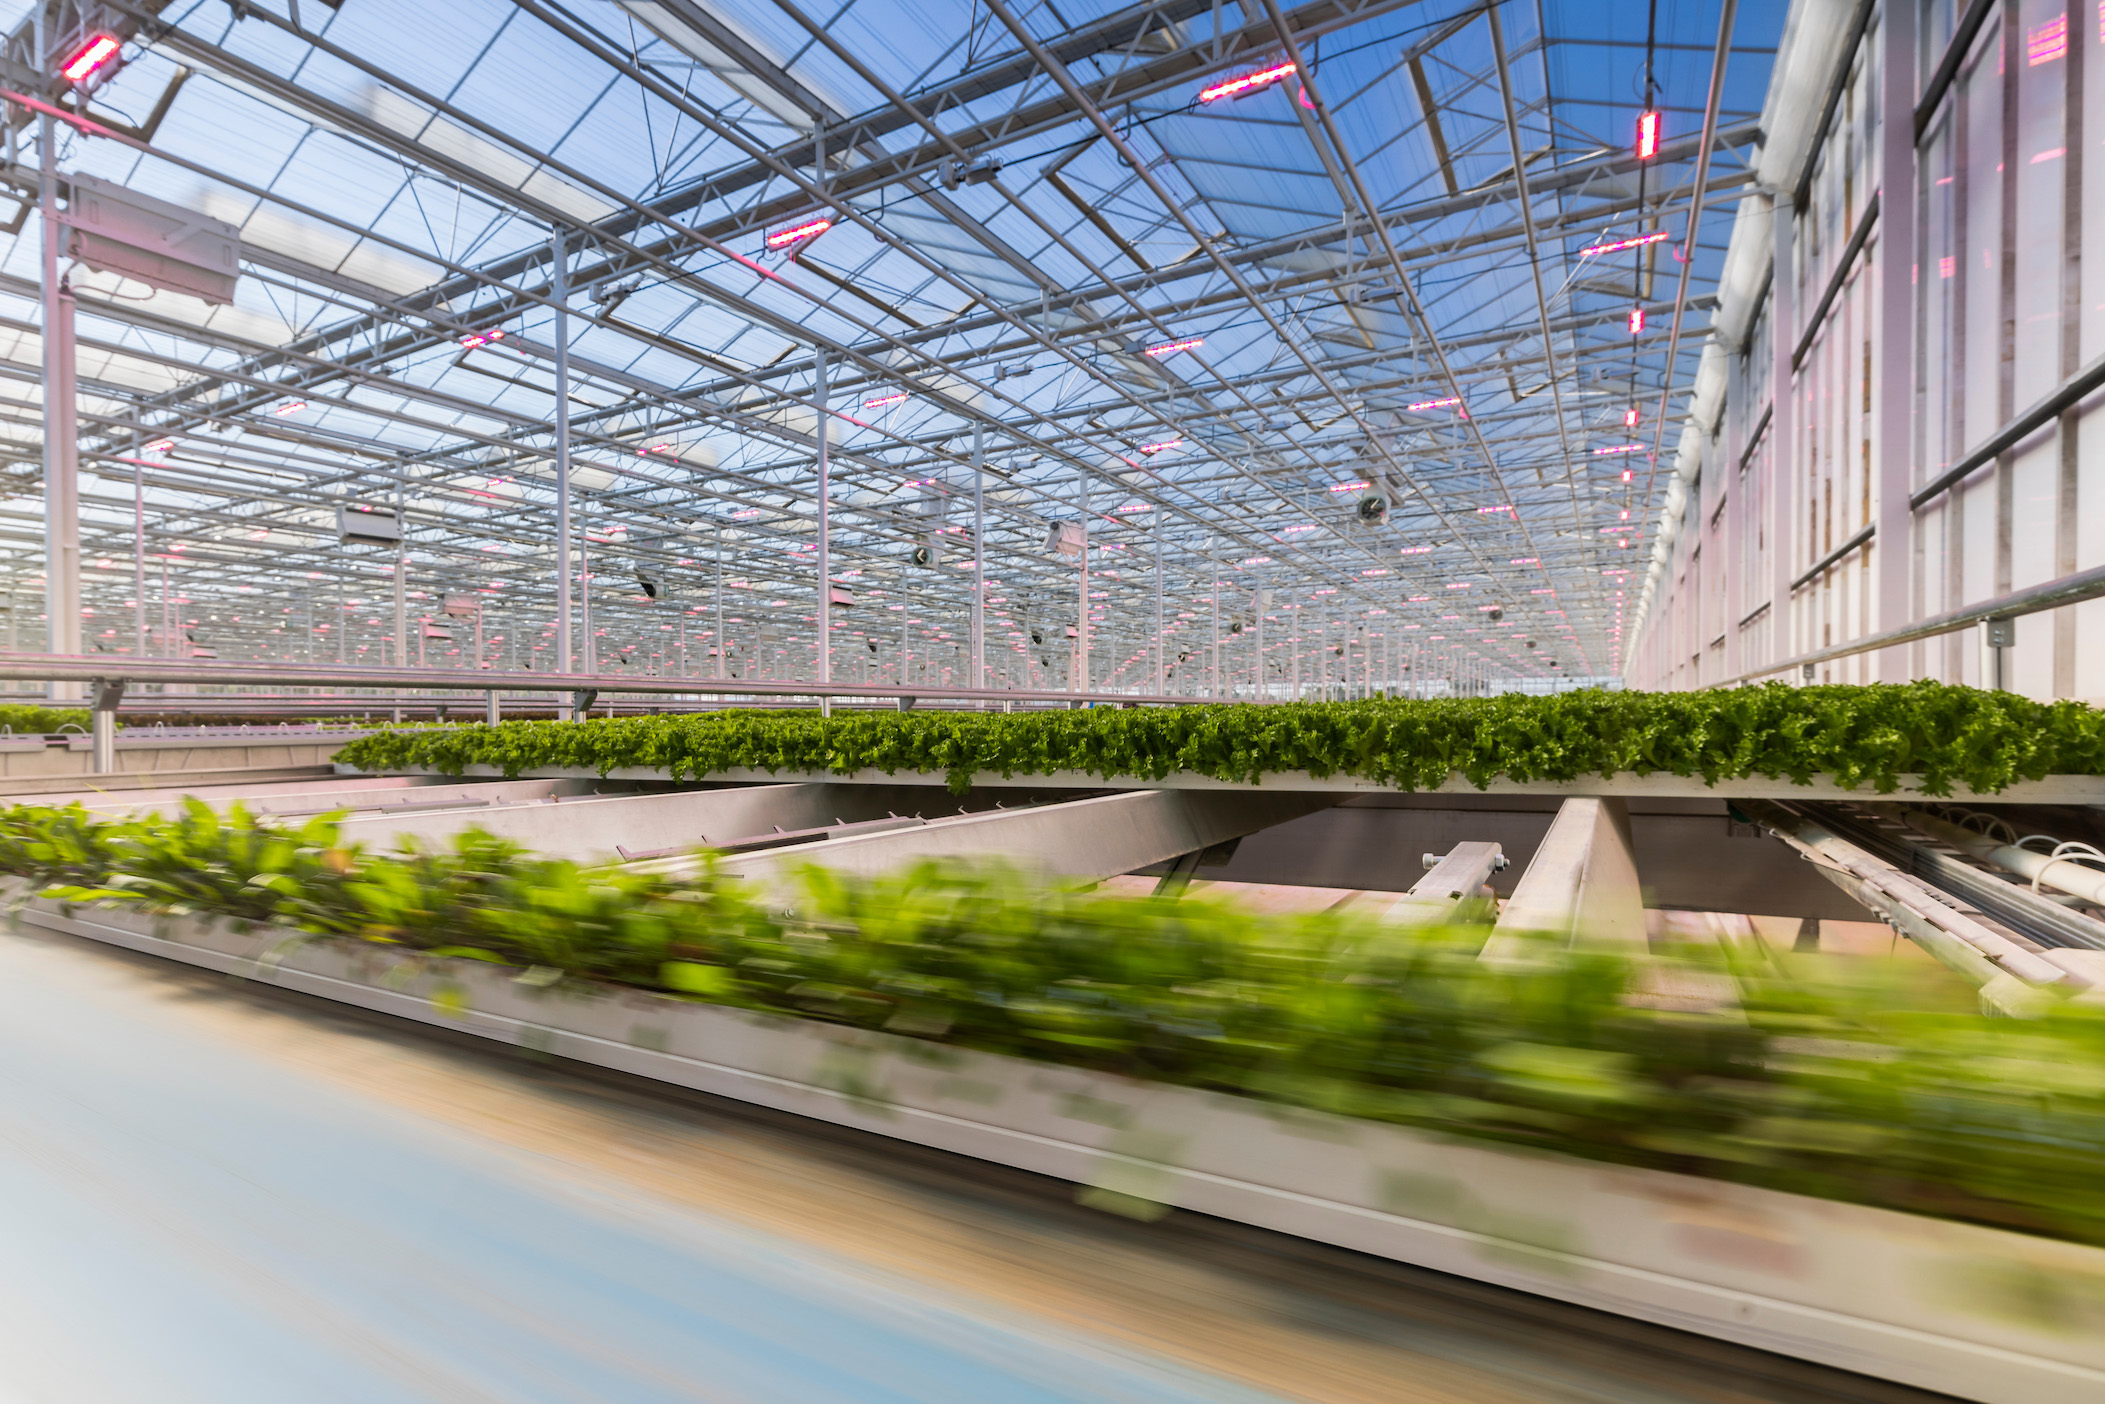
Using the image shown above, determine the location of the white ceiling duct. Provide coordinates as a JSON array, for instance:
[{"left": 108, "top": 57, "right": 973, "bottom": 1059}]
[{"left": 1756, "top": 0, "right": 1859, "bottom": 194}]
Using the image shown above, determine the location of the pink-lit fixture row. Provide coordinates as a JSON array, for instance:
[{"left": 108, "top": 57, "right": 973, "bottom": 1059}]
[
  {"left": 1578, "top": 231, "right": 1669, "bottom": 258},
  {"left": 765, "top": 216, "right": 832, "bottom": 251},
  {"left": 1198, "top": 60, "right": 1297, "bottom": 104}
]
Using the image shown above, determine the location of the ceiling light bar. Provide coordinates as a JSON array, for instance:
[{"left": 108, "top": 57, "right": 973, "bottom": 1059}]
[
  {"left": 1198, "top": 60, "right": 1297, "bottom": 104},
  {"left": 1138, "top": 437, "right": 1182, "bottom": 454},
  {"left": 271, "top": 400, "right": 306, "bottom": 416},
  {"left": 60, "top": 34, "right": 120, "bottom": 84},
  {"left": 1142, "top": 336, "right": 1203, "bottom": 357},
  {"left": 1628, "top": 307, "right": 1646, "bottom": 335},
  {"left": 1405, "top": 395, "right": 1462, "bottom": 412},
  {"left": 1327, "top": 480, "right": 1370, "bottom": 492},
  {"left": 1594, "top": 442, "right": 1647, "bottom": 455},
  {"left": 765, "top": 216, "right": 832, "bottom": 251},
  {"left": 459, "top": 329, "right": 505, "bottom": 348},
  {"left": 863, "top": 392, "right": 909, "bottom": 409},
  {"left": 1400, "top": 545, "right": 1432, "bottom": 555},
  {"left": 1578, "top": 231, "right": 1670, "bottom": 258}
]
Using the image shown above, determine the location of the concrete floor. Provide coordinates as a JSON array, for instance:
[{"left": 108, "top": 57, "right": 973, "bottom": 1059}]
[{"left": 0, "top": 924, "right": 1948, "bottom": 1404}]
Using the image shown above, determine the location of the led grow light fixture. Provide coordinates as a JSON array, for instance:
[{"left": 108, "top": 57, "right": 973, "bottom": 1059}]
[
  {"left": 1636, "top": 110, "right": 1662, "bottom": 160},
  {"left": 863, "top": 392, "right": 908, "bottom": 410},
  {"left": 1406, "top": 395, "right": 1462, "bottom": 411},
  {"left": 1142, "top": 336, "right": 1203, "bottom": 357},
  {"left": 459, "top": 329, "right": 505, "bottom": 348},
  {"left": 1198, "top": 60, "right": 1297, "bottom": 103},
  {"left": 60, "top": 34, "right": 120, "bottom": 84},
  {"left": 765, "top": 216, "right": 832, "bottom": 251},
  {"left": 1578, "top": 231, "right": 1670, "bottom": 258}
]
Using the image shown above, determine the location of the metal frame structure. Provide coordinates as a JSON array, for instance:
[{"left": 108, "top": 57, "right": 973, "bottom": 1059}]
[{"left": 0, "top": 0, "right": 1778, "bottom": 701}]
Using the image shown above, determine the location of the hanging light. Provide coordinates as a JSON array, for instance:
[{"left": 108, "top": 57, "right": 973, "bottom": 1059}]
[
  {"left": 59, "top": 34, "right": 120, "bottom": 84},
  {"left": 1636, "top": 110, "right": 1662, "bottom": 160},
  {"left": 1142, "top": 336, "right": 1204, "bottom": 358},
  {"left": 1628, "top": 307, "right": 1646, "bottom": 335},
  {"left": 1198, "top": 60, "right": 1297, "bottom": 104},
  {"left": 765, "top": 216, "right": 832, "bottom": 251},
  {"left": 1579, "top": 231, "right": 1669, "bottom": 258}
]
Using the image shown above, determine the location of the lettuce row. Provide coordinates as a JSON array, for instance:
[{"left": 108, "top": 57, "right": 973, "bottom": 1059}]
[
  {"left": 9, "top": 796, "right": 2105, "bottom": 1248},
  {"left": 336, "top": 682, "right": 2105, "bottom": 796}
]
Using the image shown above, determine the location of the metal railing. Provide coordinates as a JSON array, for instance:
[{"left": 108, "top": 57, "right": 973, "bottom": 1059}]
[{"left": 1718, "top": 562, "right": 2105, "bottom": 687}]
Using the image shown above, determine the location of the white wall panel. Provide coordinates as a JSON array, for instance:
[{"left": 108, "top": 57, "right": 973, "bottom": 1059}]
[{"left": 1632, "top": 0, "right": 2104, "bottom": 702}]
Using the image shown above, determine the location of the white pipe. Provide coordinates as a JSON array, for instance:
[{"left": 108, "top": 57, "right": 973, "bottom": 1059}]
[{"left": 1904, "top": 810, "right": 2105, "bottom": 908}]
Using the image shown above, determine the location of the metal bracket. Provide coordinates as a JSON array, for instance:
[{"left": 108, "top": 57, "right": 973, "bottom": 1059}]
[
  {"left": 570, "top": 688, "right": 598, "bottom": 720},
  {"left": 88, "top": 676, "right": 123, "bottom": 775},
  {"left": 896, "top": 694, "right": 916, "bottom": 711}
]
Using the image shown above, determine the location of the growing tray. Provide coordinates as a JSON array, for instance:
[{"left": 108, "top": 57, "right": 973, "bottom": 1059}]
[{"left": 17, "top": 893, "right": 2105, "bottom": 1404}]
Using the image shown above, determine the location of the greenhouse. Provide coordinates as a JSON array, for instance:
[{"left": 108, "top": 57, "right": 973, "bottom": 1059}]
[{"left": 0, "top": 1, "right": 2099, "bottom": 1402}]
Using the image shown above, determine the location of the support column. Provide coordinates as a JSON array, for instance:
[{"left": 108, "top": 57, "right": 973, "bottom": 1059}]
[
  {"left": 131, "top": 433, "right": 144, "bottom": 658},
  {"left": 580, "top": 503, "right": 594, "bottom": 675},
  {"left": 971, "top": 421, "right": 985, "bottom": 689},
  {"left": 814, "top": 350, "right": 831, "bottom": 711},
  {"left": 1876, "top": 0, "right": 1917, "bottom": 680},
  {"left": 552, "top": 231, "right": 573, "bottom": 674},
  {"left": 39, "top": 110, "right": 78, "bottom": 692},
  {"left": 1209, "top": 577, "right": 1220, "bottom": 699},
  {"left": 1254, "top": 583, "right": 1266, "bottom": 701},
  {"left": 392, "top": 477, "right": 408, "bottom": 670},
  {"left": 1152, "top": 509, "right": 1164, "bottom": 693},
  {"left": 714, "top": 523, "right": 725, "bottom": 683},
  {"left": 1770, "top": 195, "right": 1796, "bottom": 668},
  {"left": 1074, "top": 469, "right": 1089, "bottom": 695}
]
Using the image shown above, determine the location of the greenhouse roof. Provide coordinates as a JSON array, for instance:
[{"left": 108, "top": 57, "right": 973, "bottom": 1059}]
[{"left": 0, "top": 0, "right": 1777, "bottom": 682}]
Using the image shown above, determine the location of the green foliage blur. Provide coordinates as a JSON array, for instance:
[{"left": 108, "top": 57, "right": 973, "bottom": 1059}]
[
  {"left": 333, "top": 682, "right": 2105, "bottom": 797},
  {"left": 10, "top": 797, "right": 2105, "bottom": 1247},
  {"left": 0, "top": 704, "right": 94, "bottom": 734}
]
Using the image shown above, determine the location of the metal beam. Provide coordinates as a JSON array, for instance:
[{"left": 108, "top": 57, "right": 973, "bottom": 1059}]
[
  {"left": 1479, "top": 796, "right": 1646, "bottom": 960},
  {"left": 710, "top": 787, "right": 1335, "bottom": 890}
]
